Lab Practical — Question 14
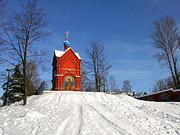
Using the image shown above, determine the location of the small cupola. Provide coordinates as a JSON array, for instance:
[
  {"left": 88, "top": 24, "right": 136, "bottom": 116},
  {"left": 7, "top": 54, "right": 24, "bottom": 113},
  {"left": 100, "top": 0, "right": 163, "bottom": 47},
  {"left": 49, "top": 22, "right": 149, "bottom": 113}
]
[{"left": 64, "top": 31, "right": 70, "bottom": 51}]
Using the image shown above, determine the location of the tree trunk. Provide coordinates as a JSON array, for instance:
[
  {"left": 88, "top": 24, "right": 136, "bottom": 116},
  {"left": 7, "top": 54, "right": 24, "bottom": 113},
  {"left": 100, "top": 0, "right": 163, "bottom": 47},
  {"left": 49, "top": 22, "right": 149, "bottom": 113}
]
[
  {"left": 103, "top": 80, "right": 106, "bottom": 92},
  {"left": 170, "top": 51, "right": 180, "bottom": 88},
  {"left": 95, "top": 75, "right": 99, "bottom": 92},
  {"left": 23, "top": 50, "right": 27, "bottom": 105},
  {"left": 93, "top": 58, "right": 99, "bottom": 92},
  {"left": 2, "top": 91, "right": 7, "bottom": 106},
  {"left": 166, "top": 52, "right": 177, "bottom": 87},
  {"left": 98, "top": 77, "right": 101, "bottom": 92}
]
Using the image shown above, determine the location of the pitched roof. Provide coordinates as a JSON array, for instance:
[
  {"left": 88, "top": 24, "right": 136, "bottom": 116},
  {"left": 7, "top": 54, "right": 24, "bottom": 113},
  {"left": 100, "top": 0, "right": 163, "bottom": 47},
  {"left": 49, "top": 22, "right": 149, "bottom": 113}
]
[
  {"left": 54, "top": 47, "right": 81, "bottom": 60},
  {"left": 138, "top": 88, "right": 180, "bottom": 98}
]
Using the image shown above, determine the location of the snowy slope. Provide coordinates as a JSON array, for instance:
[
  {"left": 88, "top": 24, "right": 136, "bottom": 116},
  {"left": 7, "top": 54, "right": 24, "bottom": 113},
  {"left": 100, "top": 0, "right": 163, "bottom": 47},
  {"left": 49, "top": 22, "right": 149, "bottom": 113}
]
[{"left": 0, "top": 91, "right": 180, "bottom": 135}]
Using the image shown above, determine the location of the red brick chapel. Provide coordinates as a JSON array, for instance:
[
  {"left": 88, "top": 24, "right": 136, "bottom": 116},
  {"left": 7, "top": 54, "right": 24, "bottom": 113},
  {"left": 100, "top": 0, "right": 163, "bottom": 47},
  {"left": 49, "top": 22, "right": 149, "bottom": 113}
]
[{"left": 51, "top": 31, "right": 81, "bottom": 91}]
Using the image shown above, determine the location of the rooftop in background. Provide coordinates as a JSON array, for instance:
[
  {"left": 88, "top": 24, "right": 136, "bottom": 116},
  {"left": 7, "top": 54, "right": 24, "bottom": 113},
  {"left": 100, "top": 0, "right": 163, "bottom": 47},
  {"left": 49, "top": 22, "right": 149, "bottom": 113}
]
[{"left": 137, "top": 88, "right": 180, "bottom": 101}]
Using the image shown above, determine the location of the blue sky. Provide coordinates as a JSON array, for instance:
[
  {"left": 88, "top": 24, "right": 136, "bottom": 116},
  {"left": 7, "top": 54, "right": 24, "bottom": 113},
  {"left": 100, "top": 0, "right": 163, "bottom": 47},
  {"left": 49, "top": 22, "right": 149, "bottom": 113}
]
[{"left": 1, "top": 0, "right": 180, "bottom": 95}]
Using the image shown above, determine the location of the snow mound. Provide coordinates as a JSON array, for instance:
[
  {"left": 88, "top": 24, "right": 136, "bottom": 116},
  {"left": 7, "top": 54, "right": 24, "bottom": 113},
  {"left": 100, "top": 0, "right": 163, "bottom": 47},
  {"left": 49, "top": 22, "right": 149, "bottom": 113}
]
[{"left": 0, "top": 91, "right": 180, "bottom": 135}]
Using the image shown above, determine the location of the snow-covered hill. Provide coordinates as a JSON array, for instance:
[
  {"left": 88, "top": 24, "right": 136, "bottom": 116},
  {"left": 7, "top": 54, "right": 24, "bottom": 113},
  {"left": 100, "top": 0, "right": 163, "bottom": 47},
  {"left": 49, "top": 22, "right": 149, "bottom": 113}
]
[{"left": 0, "top": 91, "right": 180, "bottom": 135}]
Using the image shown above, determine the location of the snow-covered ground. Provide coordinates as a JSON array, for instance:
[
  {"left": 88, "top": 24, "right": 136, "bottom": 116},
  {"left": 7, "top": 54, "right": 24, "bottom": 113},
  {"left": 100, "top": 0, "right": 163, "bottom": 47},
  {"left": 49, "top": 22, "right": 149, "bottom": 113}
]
[{"left": 0, "top": 91, "right": 180, "bottom": 135}]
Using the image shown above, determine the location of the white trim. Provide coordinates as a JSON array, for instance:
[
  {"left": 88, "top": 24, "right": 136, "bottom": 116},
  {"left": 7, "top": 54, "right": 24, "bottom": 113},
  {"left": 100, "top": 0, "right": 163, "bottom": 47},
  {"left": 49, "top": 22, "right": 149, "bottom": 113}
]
[
  {"left": 55, "top": 74, "right": 63, "bottom": 76},
  {"left": 61, "top": 68, "right": 81, "bottom": 71}
]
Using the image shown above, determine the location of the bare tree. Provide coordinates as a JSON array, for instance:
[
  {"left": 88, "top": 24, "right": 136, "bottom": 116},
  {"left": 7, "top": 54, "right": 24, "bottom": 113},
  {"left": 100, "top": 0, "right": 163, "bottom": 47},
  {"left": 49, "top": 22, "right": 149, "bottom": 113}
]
[
  {"left": 0, "top": 0, "right": 6, "bottom": 46},
  {"left": 0, "top": 0, "right": 6, "bottom": 16},
  {"left": 153, "top": 79, "right": 168, "bottom": 92},
  {"left": 0, "top": 0, "right": 49, "bottom": 105},
  {"left": 108, "top": 75, "right": 118, "bottom": 93},
  {"left": 85, "top": 41, "right": 111, "bottom": 92},
  {"left": 122, "top": 80, "right": 132, "bottom": 93},
  {"left": 153, "top": 75, "right": 176, "bottom": 92},
  {"left": 26, "top": 61, "right": 41, "bottom": 96},
  {"left": 152, "top": 16, "right": 180, "bottom": 89},
  {"left": 81, "top": 61, "right": 94, "bottom": 91}
]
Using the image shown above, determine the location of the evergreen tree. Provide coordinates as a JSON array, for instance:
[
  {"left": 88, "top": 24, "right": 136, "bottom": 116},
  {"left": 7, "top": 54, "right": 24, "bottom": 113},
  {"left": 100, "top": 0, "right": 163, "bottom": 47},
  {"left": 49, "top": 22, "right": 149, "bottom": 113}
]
[
  {"left": 36, "top": 81, "right": 48, "bottom": 95},
  {"left": 2, "top": 65, "right": 23, "bottom": 105}
]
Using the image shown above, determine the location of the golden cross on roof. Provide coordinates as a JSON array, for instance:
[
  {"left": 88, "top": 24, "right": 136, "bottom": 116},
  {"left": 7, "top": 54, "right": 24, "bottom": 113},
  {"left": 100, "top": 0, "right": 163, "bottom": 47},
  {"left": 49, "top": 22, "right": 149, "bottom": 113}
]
[{"left": 65, "top": 31, "right": 69, "bottom": 41}]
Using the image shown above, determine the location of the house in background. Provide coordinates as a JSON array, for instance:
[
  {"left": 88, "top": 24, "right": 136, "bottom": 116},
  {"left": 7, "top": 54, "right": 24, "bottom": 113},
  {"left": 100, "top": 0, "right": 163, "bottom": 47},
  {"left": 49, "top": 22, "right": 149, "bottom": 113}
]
[
  {"left": 137, "top": 88, "right": 180, "bottom": 102},
  {"left": 134, "top": 92, "right": 147, "bottom": 98}
]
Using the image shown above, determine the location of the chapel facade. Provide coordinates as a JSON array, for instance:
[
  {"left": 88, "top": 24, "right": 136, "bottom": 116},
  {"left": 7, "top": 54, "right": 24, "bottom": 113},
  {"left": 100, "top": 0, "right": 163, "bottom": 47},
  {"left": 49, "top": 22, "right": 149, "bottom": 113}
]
[{"left": 51, "top": 32, "right": 81, "bottom": 91}]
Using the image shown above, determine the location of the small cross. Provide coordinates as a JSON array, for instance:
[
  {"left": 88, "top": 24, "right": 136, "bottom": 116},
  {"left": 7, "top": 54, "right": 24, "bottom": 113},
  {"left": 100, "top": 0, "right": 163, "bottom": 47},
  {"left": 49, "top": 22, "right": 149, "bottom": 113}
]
[{"left": 65, "top": 31, "right": 69, "bottom": 41}]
